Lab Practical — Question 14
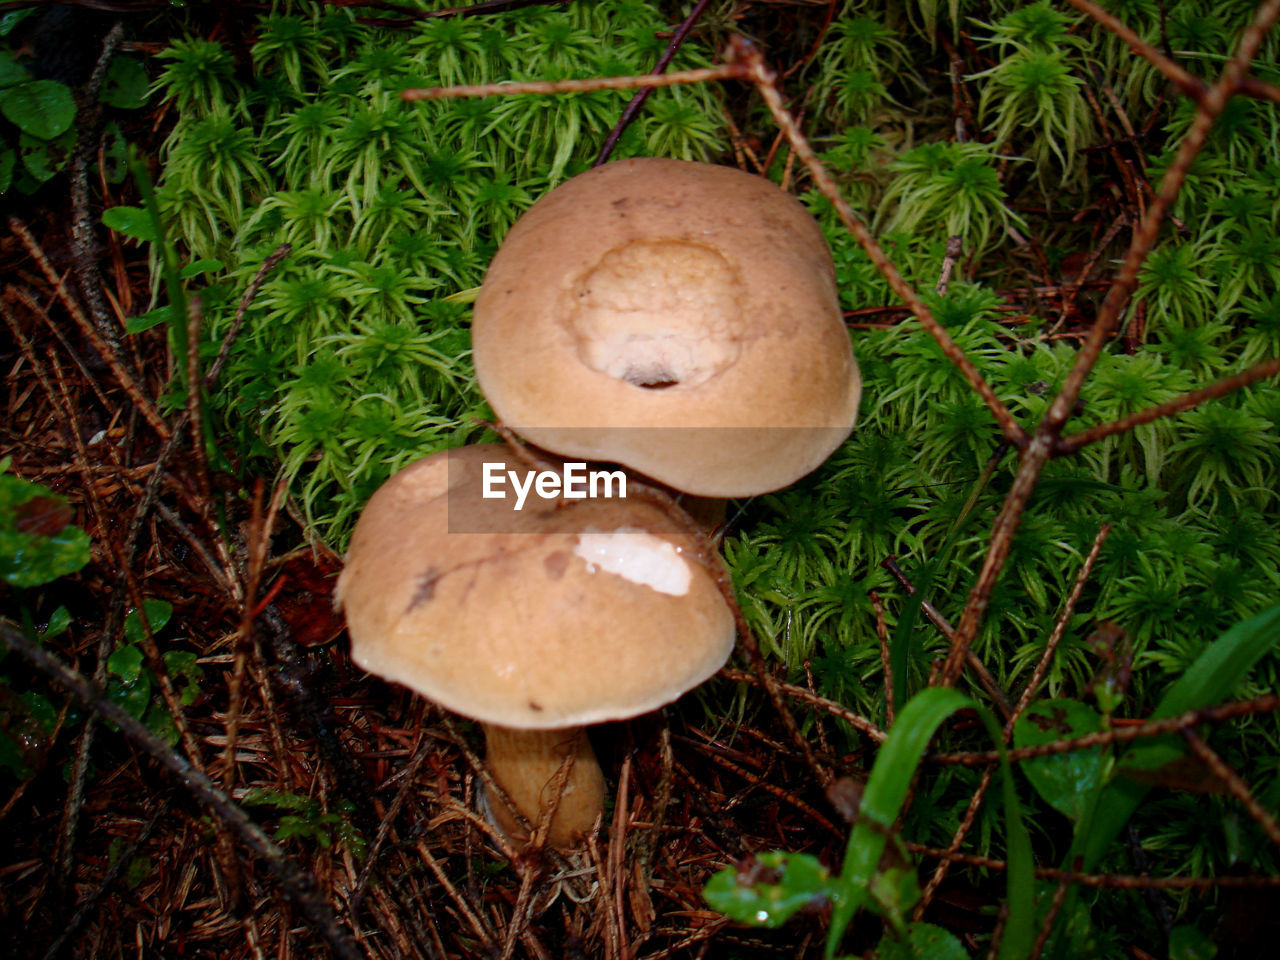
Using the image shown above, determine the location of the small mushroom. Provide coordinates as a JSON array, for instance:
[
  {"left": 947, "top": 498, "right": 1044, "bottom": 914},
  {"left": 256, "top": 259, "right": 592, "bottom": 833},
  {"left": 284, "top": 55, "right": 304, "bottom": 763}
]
[
  {"left": 336, "top": 444, "right": 734, "bottom": 848},
  {"left": 473, "top": 157, "right": 861, "bottom": 498}
]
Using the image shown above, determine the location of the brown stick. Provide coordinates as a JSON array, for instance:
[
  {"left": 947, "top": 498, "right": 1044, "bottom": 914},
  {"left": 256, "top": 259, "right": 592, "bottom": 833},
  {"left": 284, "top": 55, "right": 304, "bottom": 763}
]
[
  {"left": 401, "top": 63, "right": 750, "bottom": 101},
  {"left": 7, "top": 221, "right": 170, "bottom": 439},
  {"left": 1055, "top": 357, "right": 1280, "bottom": 454},
  {"left": 729, "top": 38, "right": 1028, "bottom": 451}
]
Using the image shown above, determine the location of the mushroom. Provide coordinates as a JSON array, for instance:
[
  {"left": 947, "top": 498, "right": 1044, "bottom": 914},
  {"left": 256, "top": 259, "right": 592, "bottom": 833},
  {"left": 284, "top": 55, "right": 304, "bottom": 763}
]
[
  {"left": 473, "top": 157, "right": 861, "bottom": 498},
  {"left": 335, "top": 444, "right": 734, "bottom": 848}
]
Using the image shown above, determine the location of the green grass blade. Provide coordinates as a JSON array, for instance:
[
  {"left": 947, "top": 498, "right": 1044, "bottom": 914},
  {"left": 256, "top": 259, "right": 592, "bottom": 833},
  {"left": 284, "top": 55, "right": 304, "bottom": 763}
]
[
  {"left": 1077, "top": 601, "right": 1280, "bottom": 871},
  {"left": 827, "top": 687, "right": 1033, "bottom": 959}
]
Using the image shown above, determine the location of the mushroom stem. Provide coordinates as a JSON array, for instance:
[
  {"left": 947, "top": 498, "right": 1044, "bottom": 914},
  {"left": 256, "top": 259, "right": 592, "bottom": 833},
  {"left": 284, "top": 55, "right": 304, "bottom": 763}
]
[{"left": 481, "top": 724, "right": 606, "bottom": 849}]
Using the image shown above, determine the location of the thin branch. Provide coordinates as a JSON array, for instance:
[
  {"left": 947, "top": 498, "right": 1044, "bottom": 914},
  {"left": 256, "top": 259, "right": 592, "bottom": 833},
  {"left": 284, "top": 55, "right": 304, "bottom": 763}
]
[
  {"left": 728, "top": 38, "right": 1029, "bottom": 450},
  {"left": 1055, "top": 357, "right": 1280, "bottom": 455},
  {"left": 869, "top": 591, "right": 895, "bottom": 727},
  {"left": 205, "top": 244, "right": 292, "bottom": 388},
  {"left": 721, "top": 667, "right": 886, "bottom": 742},
  {"left": 401, "top": 63, "right": 750, "bottom": 101},
  {"left": 0, "top": 621, "right": 361, "bottom": 960},
  {"left": 1044, "top": 0, "right": 1280, "bottom": 437},
  {"left": 1010, "top": 524, "right": 1111, "bottom": 719},
  {"left": 1183, "top": 729, "right": 1280, "bottom": 849},
  {"left": 595, "top": 0, "right": 714, "bottom": 165},
  {"left": 908, "top": 841, "right": 1280, "bottom": 888},
  {"left": 70, "top": 22, "right": 127, "bottom": 355},
  {"left": 41, "top": 796, "right": 173, "bottom": 960},
  {"left": 880, "top": 556, "right": 1014, "bottom": 720},
  {"left": 7, "top": 221, "right": 170, "bottom": 439},
  {"left": 934, "top": 695, "right": 1280, "bottom": 766},
  {"left": 1065, "top": 0, "right": 1206, "bottom": 103},
  {"left": 939, "top": 0, "right": 1280, "bottom": 685}
]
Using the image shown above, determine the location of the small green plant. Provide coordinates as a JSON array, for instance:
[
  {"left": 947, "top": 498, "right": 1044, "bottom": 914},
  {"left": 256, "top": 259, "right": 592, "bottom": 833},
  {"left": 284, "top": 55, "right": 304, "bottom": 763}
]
[
  {"left": 148, "top": 0, "right": 726, "bottom": 542},
  {"left": 242, "top": 787, "right": 367, "bottom": 857},
  {"left": 105, "top": 600, "right": 204, "bottom": 746},
  {"left": 705, "top": 687, "right": 1033, "bottom": 959},
  {"left": 0, "top": 464, "right": 90, "bottom": 780},
  {"left": 0, "top": 11, "right": 148, "bottom": 193},
  {"left": 874, "top": 143, "right": 1021, "bottom": 263},
  {"left": 973, "top": 2, "right": 1093, "bottom": 191}
]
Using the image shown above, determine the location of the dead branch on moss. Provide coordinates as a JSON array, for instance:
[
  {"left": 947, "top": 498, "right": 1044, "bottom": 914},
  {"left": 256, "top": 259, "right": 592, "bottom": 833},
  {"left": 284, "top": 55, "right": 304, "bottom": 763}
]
[
  {"left": 938, "top": 0, "right": 1280, "bottom": 687},
  {"left": 727, "top": 38, "right": 1030, "bottom": 452},
  {"left": 933, "top": 694, "right": 1280, "bottom": 766},
  {"left": 0, "top": 621, "right": 362, "bottom": 960}
]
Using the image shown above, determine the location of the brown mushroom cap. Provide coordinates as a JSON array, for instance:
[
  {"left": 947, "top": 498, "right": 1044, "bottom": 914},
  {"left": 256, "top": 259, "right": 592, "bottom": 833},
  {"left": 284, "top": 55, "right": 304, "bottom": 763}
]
[
  {"left": 472, "top": 157, "right": 861, "bottom": 497},
  {"left": 335, "top": 444, "right": 734, "bottom": 729}
]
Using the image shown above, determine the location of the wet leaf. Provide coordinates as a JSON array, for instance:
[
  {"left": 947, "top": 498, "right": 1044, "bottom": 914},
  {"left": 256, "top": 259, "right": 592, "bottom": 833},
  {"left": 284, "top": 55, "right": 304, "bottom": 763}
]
[
  {"left": 107, "top": 643, "right": 144, "bottom": 683},
  {"left": 1169, "top": 925, "right": 1217, "bottom": 960},
  {"left": 0, "top": 79, "right": 73, "bottom": 138},
  {"left": 101, "top": 56, "right": 148, "bottom": 109},
  {"left": 41, "top": 605, "right": 72, "bottom": 639},
  {"left": 1014, "top": 698, "right": 1106, "bottom": 822},
  {"left": 124, "top": 600, "right": 173, "bottom": 643},
  {"left": 872, "top": 922, "right": 970, "bottom": 960},
  {"left": 102, "top": 205, "right": 157, "bottom": 243},
  {"left": 703, "top": 852, "right": 835, "bottom": 929},
  {"left": 19, "top": 128, "right": 72, "bottom": 181},
  {"left": 0, "top": 143, "right": 13, "bottom": 192},
  {"left": 0, "top": 473, "right": 90, "bottom": 587},
  {"left": 164, "top": 650, "right": 204, "bottom": 706},
  {"left": 0, "top": 50, "right": 27, "bottom": 88},
  {"left": 107, "top": 671, "right": 151, "bottom": 721}
]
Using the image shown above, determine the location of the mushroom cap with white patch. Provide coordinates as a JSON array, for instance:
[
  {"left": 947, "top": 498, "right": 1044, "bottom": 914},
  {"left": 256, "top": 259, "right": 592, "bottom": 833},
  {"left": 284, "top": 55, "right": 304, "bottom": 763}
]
[
  {"left": 472, "top": 157, "right": 861, "bottom": 498},
  {"left": 335, "top": 444, "right": 735, "bottom": 730}
]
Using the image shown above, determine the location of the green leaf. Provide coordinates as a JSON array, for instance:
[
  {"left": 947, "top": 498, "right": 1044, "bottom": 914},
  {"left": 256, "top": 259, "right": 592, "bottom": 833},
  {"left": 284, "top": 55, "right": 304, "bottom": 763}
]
[
  {"left": 21, "top": 690, "right": 57, "bottom": 734},
  {"left": 827, "top": 688, "right": 1034, "bottom": 960},
  {"left": 243, "top": 787, "right": 314, "bottom": 811},
  {"left": 100, "top": 121, "right": 128, "bottom": 184},
  {"left": 872, "top": 922, "right": 970, "bottom": 960},
  {"left": 0, "top": 10, "right": 37, "bottom": 36},
  {"left": 0, "top": 143, "right": 13, "bottom": 193},
  {"left": 1, "top": 79, "right": 75, "bottom": 139},
  {"left": 703, "top": 852, "right": 835, "bottom": 929},
  {"left": 1169, "top": 925, "right": 1217, "bottom": 960},
  {"left": 107, "top": 643, "right": 144, "bottom": 682},
  {"left": 1014, "top": 699, "right": 1107, "bottom": 822},
  {"left": 101, "top": 56, "right": 148, "bottom": 109},
  {"left": 1079, "top": 602, "right": 1280, "bottom": 870},
  {"left": 124, "top": 600, "right": 173, "bottom": 643},
  {"left": 126, "top": 149, "right": 190, "bottom": 387},
  {"left": 164, "top": 650, "right": 204, "bottom": 706},
  {"left": 107, "top": 671, "right": 152, "bottom": 721},
  {"left": 19, "top": 128, "right": 71, "bottom": 182},
  {"left": 144, "top": 701, "right": 179, "bottom": 745},
  {"left": 0, "top": 473, "right": 91, "bottom": 587},
  {"left": 869, "top": 864, "right": 921, "bottom": 930},
  {"left": 102, "top": 205, "right": 158, "bottom": 243},
  {"left": 125, "top": 305, "right": 175, "bottom": 334},
  {"left": 0, "top": 50, "right": 28, "bottom": 87},
  {"left": 180, "top": 258, "right": 224, "bottom": 279},
  {"left": 41, "top": 605, "right": 72, "bottom": 639}
]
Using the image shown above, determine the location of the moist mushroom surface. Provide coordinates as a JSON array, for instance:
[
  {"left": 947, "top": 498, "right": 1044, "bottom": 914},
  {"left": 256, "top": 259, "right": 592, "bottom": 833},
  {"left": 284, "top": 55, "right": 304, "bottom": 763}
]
[
  {"left": 336, "top": 444, "right": 735, "bottom": 846},
  {"left": 472, "top": 157, "right": 861, "bottom": 497}
]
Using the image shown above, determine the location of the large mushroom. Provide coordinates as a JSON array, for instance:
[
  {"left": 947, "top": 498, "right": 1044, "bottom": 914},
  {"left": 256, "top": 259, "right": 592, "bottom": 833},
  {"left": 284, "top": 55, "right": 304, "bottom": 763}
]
[
  {"left": 473, "top": 157, "right": 861, "bottom": 498},
  {"left": 336, "top": 444, "right": 734, "bottom": 848}
]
